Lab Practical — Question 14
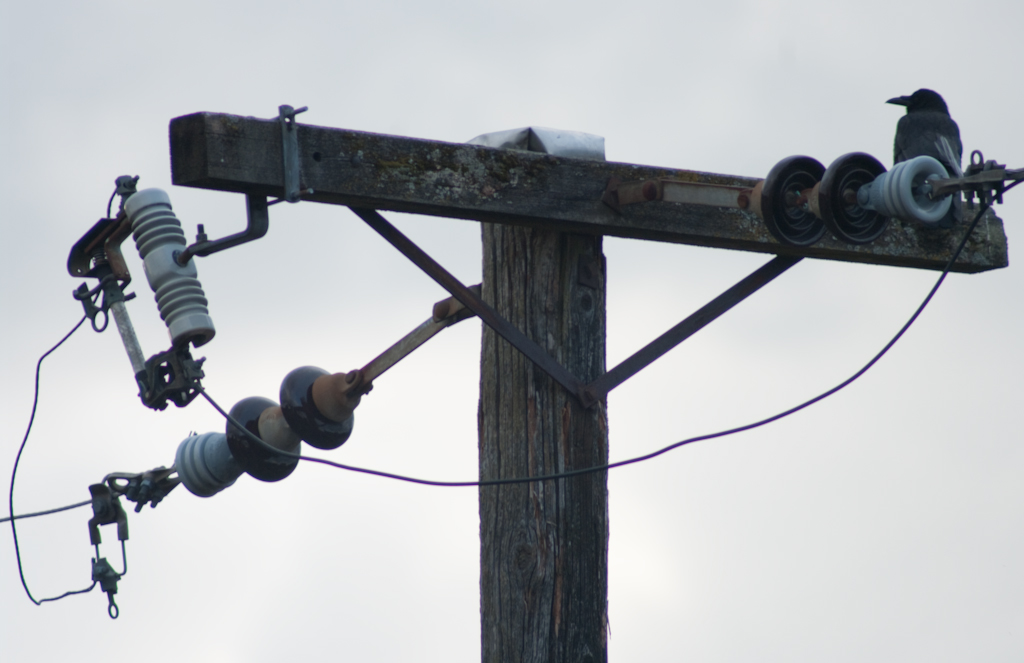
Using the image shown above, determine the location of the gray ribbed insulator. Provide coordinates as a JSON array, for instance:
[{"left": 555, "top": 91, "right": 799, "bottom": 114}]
[
  {"left": 175, "top": 432, "right": 243, "bottom": 497},
  {"left": 124, "top": 188, "right": 216, "bottom": 348},
  {"left": 857, "top": 156, "right": 952, "bottom": 225}
]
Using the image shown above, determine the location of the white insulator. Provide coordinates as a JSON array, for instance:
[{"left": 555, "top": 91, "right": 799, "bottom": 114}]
[
  {"left": 175, "top": 432, "right": 242, "bottom": 497},
  {"left": 124, "top": 189, "right": 216, "bottom": 348},
  {"left": 856, "top": 156, "right": 952, "bottom": 225}
]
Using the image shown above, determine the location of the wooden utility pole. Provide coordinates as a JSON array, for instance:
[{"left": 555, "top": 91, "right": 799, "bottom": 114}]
[
  {"left": 168, "top": 111, "right": 1009, "bottom": 663},
  {"left": 479, "top": 224, "right": 607, "bottom": 663}
]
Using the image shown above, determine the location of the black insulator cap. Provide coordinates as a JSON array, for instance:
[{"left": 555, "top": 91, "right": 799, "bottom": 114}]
[
  {"left": 280, "top": 366, "right": 355, "bottom": 450},
  {"left": 226, "top": 396, "right": 299, "bottom": 482},
  {"left": 761, "top": 155, "right": 827, "bottom": 246}
]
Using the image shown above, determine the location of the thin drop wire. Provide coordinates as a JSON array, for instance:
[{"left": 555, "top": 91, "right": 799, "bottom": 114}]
[
  {"left": 0, "top": 500, "right": 91, "bottom": 524},
  {"left": 118, "top": 540, "right": 128, "bottom": 576},
  {"left": 198, "top": 191, "right": 1008, "bottom": 488},
  {"left": 106, "top": 187, "right": 118, "bottom": 220},
  {"left": 34, "top": 581, "right": 97, "bottom": 604},
  {"left": 9, "top": 315, "right": 97, "bottom": 605}
]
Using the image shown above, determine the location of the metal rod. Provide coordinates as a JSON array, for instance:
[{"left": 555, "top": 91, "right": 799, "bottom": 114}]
[
  {"left": 358, "top": 300, "right": 477, "bottom": 388},
  {"left": 929, "top": 168, "right": 1024, "bottom": 199},
  {"left": 109, "top": 301, "right": 147, "bottom": 376},
  {"left": 350, "top": 207, "right": 588, "bottom": 401},
  {"left": 585, "top": 255, "right": 802, "bottom": 400}
]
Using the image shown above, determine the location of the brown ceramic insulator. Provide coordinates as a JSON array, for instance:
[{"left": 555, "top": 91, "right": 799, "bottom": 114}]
[
  {"left": 279, "top": 366, "right": 356, "bottom": 450},
  {"left": 225, "top": 396, "right": 299, "bottom": 482},
  {"left": 311, "top": 371, "right": 363, "bottom": 424},
  {"left": 257, "top": 406, "right": 301, "bottom": 450},
  {"left": 805, "top": 181, "right": 823, "bottom": 219},
  {"left": 748, "top": 180, "right": 765, "bottom": 218}
]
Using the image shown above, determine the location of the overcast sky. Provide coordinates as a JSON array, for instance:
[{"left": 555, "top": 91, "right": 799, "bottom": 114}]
[{"left": 2, "top": 1, "right": 1022, "bottom": 661}]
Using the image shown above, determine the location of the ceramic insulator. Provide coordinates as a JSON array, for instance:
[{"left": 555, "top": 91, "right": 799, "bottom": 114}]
[
  {"left": 124, "top": 188, "right": 215, "bottom": 348},
  {"left": 175, "top": 432, "right": 243, "bottom": 497}
]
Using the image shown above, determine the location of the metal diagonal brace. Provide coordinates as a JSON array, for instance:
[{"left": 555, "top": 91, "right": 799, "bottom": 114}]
[
  {"left": 583, "top": 255, "right": 802, "bottom": 402},
  {"left": 352, "top": 208, "right": 802, "bottom": 408},
  {"left": 350, "top": 207, "right": 590, "bottom": 402}
]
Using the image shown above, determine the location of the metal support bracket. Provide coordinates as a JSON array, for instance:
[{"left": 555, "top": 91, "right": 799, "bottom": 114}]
[
  {"left": 352, "top": 207, "right": 590, "bottom": 401},
  {"left": 176, "top": 194, "right": 270, "bottom": 264},
  {"left": 583, "top": 255, "right": 801, "bottom": 402},
  {"left": 352, "top": 207, "right": 801, "bottom": 408},
  {"left": 174, "top": 104, "right": 310, "bottom": 266}
]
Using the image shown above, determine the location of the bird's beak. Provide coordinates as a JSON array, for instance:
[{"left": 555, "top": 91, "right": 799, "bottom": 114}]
[{"left": 886, "top": 96, "right": 911, "bottom": 106}]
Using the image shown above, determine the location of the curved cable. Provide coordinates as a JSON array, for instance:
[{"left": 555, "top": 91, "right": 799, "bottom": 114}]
[
  {"left": 106, "top": 188, "right": 118, "bottom": 220},
  {"left": 200, "top": 390, "right": 484, "bottom": 487},
  {"left": 200, "top": 191, "right": 1010, "bottom": 488},
  {"left": 9, "top": 315, "right": 97, "bottom": 604},
  {"left": 33, "top": 582, "right": 97, "bottom": 604}
]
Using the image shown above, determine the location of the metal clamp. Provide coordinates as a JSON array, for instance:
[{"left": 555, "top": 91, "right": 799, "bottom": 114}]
[
  {"left": 105, "top": 466, "right": 181, "bottom": 512},
  {"left": 928, "top": 150, "right": 1024, "bottom": 205},
  {"left": 136, "top": 346, "right": 206, "bottom": 411},
  {"left": 279, "top": 104, "right": 309, "bottom": 203},
  {"left": 91, "top": 556, "right": 123, "bottom": 619},
  {"left": 88, "top": 484, "right": 129, "bottom": 546},
  {"left": 67, "top": 204, "right": 138, "bottom": 336},
  {"left": 87, "top": 485, "right": 128, "bottom": 619}
]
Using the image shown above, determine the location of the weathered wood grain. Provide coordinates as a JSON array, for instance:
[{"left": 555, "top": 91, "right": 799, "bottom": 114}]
[
  {"left": 479, "top": 225, "right": 608, "bottom": 663},
  {"left": 169, "top": 112, "right": 1008, "bottom": 274}
]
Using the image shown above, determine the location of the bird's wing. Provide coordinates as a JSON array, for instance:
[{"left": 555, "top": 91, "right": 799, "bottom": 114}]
[
  {"left": 894, "top": 115, "right": 914, "bottom": 163},
  {"left": 935, "top": 136, "right": 963, "bottom": 177},
  {"left": 893, "top": 112, "right": 961, "bottom": 173}
]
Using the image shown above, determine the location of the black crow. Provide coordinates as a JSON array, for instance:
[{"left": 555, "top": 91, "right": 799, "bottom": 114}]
[{"left": 887, "top": 88, "right": 962, "bottom": 226}]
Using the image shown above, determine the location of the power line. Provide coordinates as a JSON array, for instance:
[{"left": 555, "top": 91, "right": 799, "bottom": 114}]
[
  {"left": 10, "top": 195, "right": 1007, "bottom": 535},
  {"left": 202, "top": 193, "right": 1008, "bottom": 488}
]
